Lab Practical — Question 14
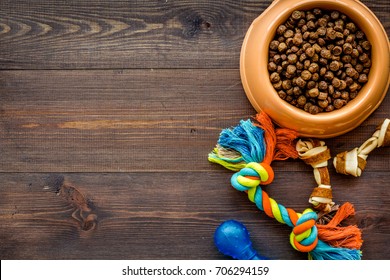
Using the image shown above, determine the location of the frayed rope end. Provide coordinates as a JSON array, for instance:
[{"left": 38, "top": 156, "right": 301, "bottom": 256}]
[
  {"left": 312, "top": 202, "right": 363, "bottom": 260},
  {"left": 317, "top": 202, "right": 363, "bottom": 250},
  {"left": 309, "top": 240, "right": 362, "bottom": 260},
  {"left": 208, "top": 112, "right": 299, "bottom": 175}
]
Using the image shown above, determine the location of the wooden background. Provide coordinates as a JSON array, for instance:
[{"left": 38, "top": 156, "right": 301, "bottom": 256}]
[{"left": 0, "top": 0, "right": 389, "bottom": 260}]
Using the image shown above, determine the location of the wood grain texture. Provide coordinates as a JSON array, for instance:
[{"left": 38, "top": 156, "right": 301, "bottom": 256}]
[
  {"left": 0, "top": 172, "right": 388, "bottom": 259},
  {"left": 0, "top": 0, "right": 267, "bottom": 69},
  {"left": 0, "top": 69, "right": 255, "bottom": 172},
  {"left": 0, "top": 0, "right": 389, "bottom": 260},
  {"left": 1, "top": 69, "right": 389, "bottom": 172},
  {"left": 1, "top": 0, "right": 389, "bottom": 69}
]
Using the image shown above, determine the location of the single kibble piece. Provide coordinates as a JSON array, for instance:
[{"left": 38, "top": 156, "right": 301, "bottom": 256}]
[
  {"left": 340, "top": 92, "right": 349, "bottom": 101},
  {"left": 345, "top": 76, "right": 354, "bottom": 86},
  {"left": 342, "top": 55, "right": 352, "bottom": 63},
  {"left": 284, "top": 29, "right": 295, "bottom": 38},
  {"left": 350, "top": 91, "right": 358, "bottom": 99},
  {"left": 308, "top": 63, "right": 319, "bottom": 73},
  {"left": 282, "top": 80, "right": 292, "bottom": 90},
  {"left": 304, "top": 59, "right": 311, "bottom": 69},
  {"left": 278, "top": 90, "right": 287, "bottom": 100},
  {"left": 359, "top": 53, "right": 369, "bottom": 63},
  {"left": 332, "top": 77, "right": 341, "bottom": 88},
  {"left": 318, "top": 99, "right": 329, "bottom": 109},
  {"left": 291, "top": 46, "right": 299, "bottom": 53},
  {"left": 305, "top": 47, "right": 315, "bottom": 57},
  {"left": 297, "top": 95, "right": 307, "bottom": 106},
  {"left": 333, "top": 98, "right": 346, "bottom": 109},
  {"left": 346, "top": 67, "right": 358, "bottom": 78},
  {"left": 293, "top": 86, "right": 302, "bottom": 95},
  {"left": 316, "top": 27, "right": 327, "bottom": 37},
  {"left": 269, "top": 40, "right": 280, "bottom": 50},
  {"left": 308, "top": 88, "right": 320, "bottom": 98},
  {"left": 278, "top": 42, "right": 288, "bottom": 52},
  {"left": 332, "top": 46, "right": 342, "bottom": 55},
  {"left": 287, "top": 54, "right": 298, "bottom": 64},
  {"left": 358, "top": 74, "right": 368, "bottom": 83},
  {"left": 318, "top": 91, "right": 328, "bottom": 100},
  {"left": 291, "top": 10, "right": 302, "bottom": 20},
  {"left": 320, "top": 48, "right": 332, "bottom": 59},
  {"left": 309, "top": 105, "right": 320, "bottom": 114},
  {"left": 277, "top": 24, "right": 287, "bottom": 35},
  {"left": 346, "top": 22, "right": 357, "bottom": 32},
  {"left": 324, "top": 71, "right": 334, "bottom": 81},
  {"left": 351, "top": 49, "right": 360, "bottom": 58},
  {"left": 329, "top": 60, "right": 340, "bottom": 71},
  {"left": 355, "top": 64, "right": 364, "bottom": 73},
  {"left": 339, "top": 80, "right": 347, "bottom": 90},
  {"left": 273, "top": 81, "right": 282, "bottom": 90},
  {"left": 295, "top": 76, "right": 306, "bottom": 88},
  {"left": 318, "top": 81, "right": 328, "bottom": 90},
  {"left": 307, "top": 80, "right": 316, "bottom": 90},
  {"left": 349, "top": 82, "right": 359, "bottom": 92},
  {"left": 287, "top": 64, "right": 297, "bottom": 75},
  {"left": 355, "top": 30, "right": 365, "bottom": 39},
  {"left": 363, "top": 59, "right": 371, "bottom": 68},
  {"left": 268, "top": 62, "right": 277, "bottom": 72},
  {"left": 361, "top": 41, "right": 371, "bottom": 50},
  {"left": 301, "top": 70, "right": 312, "bottom": 80},
  {"left": 326, "top": 28, "right": 337, "bottom": 40},
  {"left": 343, "top": 43, "right": 353, "bottom": 54},
  {"left": 330, "top": 11, "right": 340, "bottom": 20},
  {"left": 270, "top": 72, "right": 280, "bottom": 83},
  {"left": 325, "top": 104, "right": 335, "bottom": 112},
  {"left": 292, "top": 33, "right": 303, "bottom": 46}
]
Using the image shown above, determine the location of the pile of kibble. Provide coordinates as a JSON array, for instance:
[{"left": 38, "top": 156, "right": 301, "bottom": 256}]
[{"left": 268, "top": 9, "right": 371, "bottom": 114}]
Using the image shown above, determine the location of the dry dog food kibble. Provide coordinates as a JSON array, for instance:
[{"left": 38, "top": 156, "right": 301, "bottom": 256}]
[{"left": 268, "top": 8, "right": 371, "bottom": 114}]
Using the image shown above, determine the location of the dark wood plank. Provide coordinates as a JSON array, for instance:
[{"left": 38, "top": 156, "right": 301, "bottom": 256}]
[
  {"left": 0, "top": 0, "right": 388, "bottom": 69},
  {"left": 0, "top": 69, "right": 254, "bottom": 172},
  {"left": 0, "top": 171, "right": 388, "bottom": 259},
  {"left": 0, "top": 68, "right": 252, "bottom": 172},
  {"left": 1, "top": 69, "right": 389, "bottom": 172},
  {"left": 0, "top": 0, "right": 267, "bottom": 69}
]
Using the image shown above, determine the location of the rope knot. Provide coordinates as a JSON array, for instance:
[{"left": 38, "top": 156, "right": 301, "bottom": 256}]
[
  {"left": 231, "top": 162, "right": 274, "bottom": 192},
  {"left": 290, "top": 209, "right": 318, "bottom": 253}
]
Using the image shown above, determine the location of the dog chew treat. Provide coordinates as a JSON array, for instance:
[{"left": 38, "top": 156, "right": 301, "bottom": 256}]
[
  {"left": 334, "top": 118, "right": 390, "bottom": 177},
  {"left": 296, "top": 139, "right": 334, "bottom": 213}
]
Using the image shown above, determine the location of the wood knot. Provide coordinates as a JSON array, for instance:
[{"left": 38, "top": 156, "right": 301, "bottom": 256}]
[
  {"left": 82, "top": 214, "right": 98, "bottom": 231},
  {"left": 181, "top": 13, "right": 211, "bottom": 38},
  {"left": 59, "top": 184, "right": 98, "bottom": 232},
  {"left": 46, "top": 175, "right": 98, "bottom": 232}
]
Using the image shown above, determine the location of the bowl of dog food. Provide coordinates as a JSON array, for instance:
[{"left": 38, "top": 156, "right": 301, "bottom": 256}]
[{"left": 240, "top": 0, "right": 390, "bottom": 138}]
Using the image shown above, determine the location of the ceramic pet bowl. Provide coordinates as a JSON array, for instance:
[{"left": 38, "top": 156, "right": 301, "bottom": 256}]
[{"left": 240, "top": 0, "right": 390, "bottom": 138}]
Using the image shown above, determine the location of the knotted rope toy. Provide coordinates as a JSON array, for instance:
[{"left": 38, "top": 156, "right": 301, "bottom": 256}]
[
  {"left": 209, "top": 112, "right": 363, "bottom": 260},
  {"left": 334, "top": 119, "right": 390, "bottom": 177}
]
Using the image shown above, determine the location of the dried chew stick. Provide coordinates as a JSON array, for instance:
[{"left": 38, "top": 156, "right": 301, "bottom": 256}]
[
  {"left": 333, "top": 118, "right": 390, "bottom": 177},
  {"left": 296, "top": 139, "right": 334, "bottom": 213}
]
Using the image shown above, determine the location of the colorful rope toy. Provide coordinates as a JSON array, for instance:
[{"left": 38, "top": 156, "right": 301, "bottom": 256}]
[{"left": 209, "top": 112, "right": 363, "bottom": 260}]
